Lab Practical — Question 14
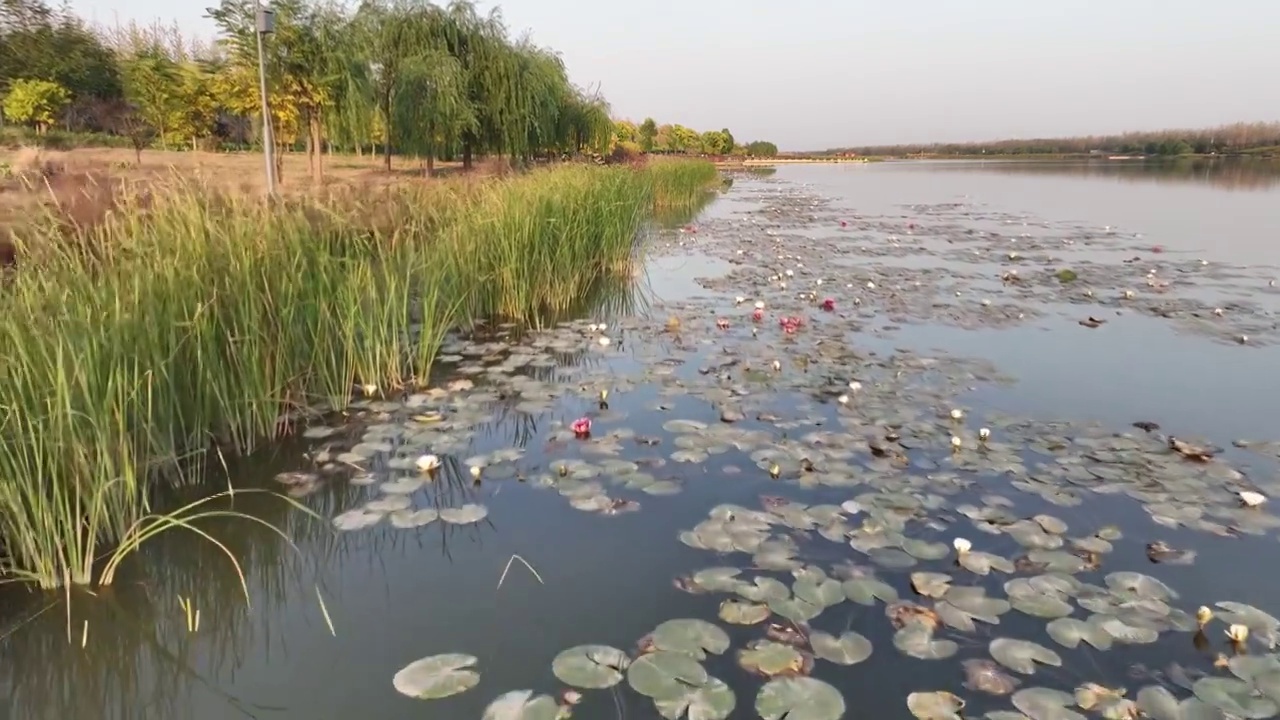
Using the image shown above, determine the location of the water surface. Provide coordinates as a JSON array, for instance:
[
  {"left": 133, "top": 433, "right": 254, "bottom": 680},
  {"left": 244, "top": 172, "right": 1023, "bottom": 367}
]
[{"left": 3, "top": 159, "right": 1280, "bottom": 720}]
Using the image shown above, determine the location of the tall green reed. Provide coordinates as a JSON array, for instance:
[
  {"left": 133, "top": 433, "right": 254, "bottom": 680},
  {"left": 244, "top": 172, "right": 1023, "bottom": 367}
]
[{"left": 0, "top": 159, "right": 719, "bottom": 589}]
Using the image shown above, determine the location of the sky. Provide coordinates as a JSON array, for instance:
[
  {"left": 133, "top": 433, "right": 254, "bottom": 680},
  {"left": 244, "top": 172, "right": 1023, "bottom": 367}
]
[{"left": 66, "top": 0, "right": 1280, "bottom": 151}]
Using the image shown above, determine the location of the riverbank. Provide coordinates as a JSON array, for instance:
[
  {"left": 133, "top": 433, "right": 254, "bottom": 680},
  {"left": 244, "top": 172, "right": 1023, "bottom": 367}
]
[{"left": 0, "top": 158, "right": 720, "bottom": 589}]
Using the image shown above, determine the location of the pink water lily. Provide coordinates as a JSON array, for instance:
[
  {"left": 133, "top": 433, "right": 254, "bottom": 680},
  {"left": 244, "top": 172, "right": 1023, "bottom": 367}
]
[
  {"left": 752, "top": 307, "right": 764, "bottom": 322},
  {"left": 715, "top": 318, "right": 731, "bottom": 329},
  {"left": 820, "top": 298, "right": 835, "bottom": 311},
  {"left": 778, "top": 316, "right": 804, "bottom": 334},
  {"left": 571, "top": 417, "right": 592, "bottom": 438}
]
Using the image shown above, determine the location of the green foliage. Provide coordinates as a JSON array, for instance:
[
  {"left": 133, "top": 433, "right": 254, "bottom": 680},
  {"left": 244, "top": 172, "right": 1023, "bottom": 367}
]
[
  {"left": 638, "top": 117, "right": 657, "bottom": 152},
  {"left": 1, "top": 78, "right": 70, "bottom": 132},
  {"left": 745, "top": 140, "right": 778, "bottom": 157},
  {"left": 0, "top": 0, "right": 122, "bottom": 102},
  {"left": 0, "top": 161, "right": 719, "bottom": 588}
]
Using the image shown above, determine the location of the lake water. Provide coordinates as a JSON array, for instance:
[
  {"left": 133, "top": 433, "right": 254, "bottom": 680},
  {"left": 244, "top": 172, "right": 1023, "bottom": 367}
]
[{"left": 3, "top": 159, "right": 1280, "bottom": 720}]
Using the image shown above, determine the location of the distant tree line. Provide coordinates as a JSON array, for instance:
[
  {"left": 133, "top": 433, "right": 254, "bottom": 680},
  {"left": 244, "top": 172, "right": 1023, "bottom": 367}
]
[
  {"left": 610, "top": 117, "right": 777, "bottom": 158},
  {"left": 821, "top": 122, "right": 1280, "bottom": 158},
  {"left": 1, "top": 0, "right": 776, "bottom": 180}
]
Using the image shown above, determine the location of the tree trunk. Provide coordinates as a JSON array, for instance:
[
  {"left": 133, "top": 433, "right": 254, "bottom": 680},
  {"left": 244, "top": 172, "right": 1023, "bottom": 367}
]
[
  {"left": 462, "top": 137, "right": 473, "bottom": 170},
  {"left": 425, "top": 153, "right": 435, "bottom": 178},
  {"left": 308, "top": 110, "right": 324, "bottom": 183}
]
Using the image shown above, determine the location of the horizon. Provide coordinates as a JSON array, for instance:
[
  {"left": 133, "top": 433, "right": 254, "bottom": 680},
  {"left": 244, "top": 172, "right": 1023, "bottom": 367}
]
[{"left": 64, "top": 0, "right": 1280, "bottom": 151}]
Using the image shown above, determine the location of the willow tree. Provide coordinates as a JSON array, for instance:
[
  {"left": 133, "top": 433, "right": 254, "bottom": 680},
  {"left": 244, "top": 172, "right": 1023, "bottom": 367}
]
[
  {"left": 557, "top": 87, "right": 613, "bottom": 155},
  {"left": 392, "top": 48, "right": 472, "bottom": 175}
]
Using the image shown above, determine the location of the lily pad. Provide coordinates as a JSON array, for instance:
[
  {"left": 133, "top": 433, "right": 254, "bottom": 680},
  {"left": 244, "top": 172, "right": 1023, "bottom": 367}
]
[
  {"left": 809, "top": 631, "right": 873, "bottom": 666},
  {"left": 392, "top": 653, "right": 480, "bottom": 699},
  {"left": 719, "top": 599, "right": 770, "bottom": 625},
  {"left": 755, "top": 677, "right": 846, "bottom": 720},
  {"left": 628, "top": 651, "right": 708, "bottom": 699},
  {"left": 990, "top": 638, "right": 1063, "bottom": 675},
  {"left": 908, "top": 691, "right": 966, "bottom": 720},
  {"left": 551, "top": 644, "right": 630, "bottom": 689},
  {"left": 651, "top": 619, "right": 731, "bottom": 659},
  {"left": 439, "top": 504, "right": 489, "bottom": 524},
  {"left": 1192, "top": 676, "right": 1279, "bottom": 718},
  {"left": 482, "top": 690, "right": 561, "bottom": 720},
  {"left": 737, "top": 640, "right": 809, "bottom": 678},
  {"left": 654, "top": 675, "right": 736, "bottom": 720}
]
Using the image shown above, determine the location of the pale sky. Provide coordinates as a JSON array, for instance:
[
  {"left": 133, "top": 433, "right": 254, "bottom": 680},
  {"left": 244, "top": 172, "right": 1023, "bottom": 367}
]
[{"left": 68, "top": 0, "right": 1280, "bottom": 150}]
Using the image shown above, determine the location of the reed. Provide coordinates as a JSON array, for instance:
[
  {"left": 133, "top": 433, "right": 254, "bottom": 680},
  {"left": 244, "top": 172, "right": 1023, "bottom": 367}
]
[{"left": 0, "top": 159, "right": 718, "bottom": 589}]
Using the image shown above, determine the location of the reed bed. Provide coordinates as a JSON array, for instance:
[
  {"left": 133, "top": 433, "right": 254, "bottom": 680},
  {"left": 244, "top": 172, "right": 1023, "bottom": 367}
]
[{"left": 0, "top": 158, "right": 719, "bottom": 589}]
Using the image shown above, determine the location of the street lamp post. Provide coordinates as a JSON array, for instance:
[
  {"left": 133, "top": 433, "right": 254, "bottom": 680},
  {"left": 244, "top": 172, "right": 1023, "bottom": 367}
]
[{"left": 255, "top": 3, "right": 277, "bottom": 194}]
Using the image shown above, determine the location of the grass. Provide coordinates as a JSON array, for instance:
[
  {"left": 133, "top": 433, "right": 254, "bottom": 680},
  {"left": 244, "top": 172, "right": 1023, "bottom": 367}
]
[{"left": 0, "top": 157, "right": 719, "bottom": 589}]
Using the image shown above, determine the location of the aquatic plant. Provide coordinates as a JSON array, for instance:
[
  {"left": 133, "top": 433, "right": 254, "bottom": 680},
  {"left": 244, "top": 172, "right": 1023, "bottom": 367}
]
[{"left": 0, "top": 159, "right": 721, "bottom": 588}]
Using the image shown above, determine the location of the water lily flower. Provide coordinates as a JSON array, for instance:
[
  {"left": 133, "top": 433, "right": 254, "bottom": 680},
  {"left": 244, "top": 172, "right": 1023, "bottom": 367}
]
[
  {"left": 1214, "top": 307, "right": 1224, "bottom": 316},
  {"left": 950, "top": 408, "right": 964, "bottom": 420},
  {"left": 735, "top": 296, "right": 746, "bottom": 305},
  {"left": 562, "top": 690, "right": 583, "bottom": 706},
  {"left": 1227, "top": 624, "right": 1250, "bottom": 644},
  {"left": 716, "top": 318, "right": 730, "bottom": 330},
  {"left": 1239, "top": 335, "right": 1249, "bottom": 344},
  {"left": 754, "top": 300, "right": 765, "bottom": 310},
  {"left": 360, "top": 383, "right": 378, "bottom": 396},
  {"left": 1123, "top": 290, "right": 1135, "bottom": 299},
  {"left": 599, "top": 389, "right": 609, "bottom": 402},
  {"left": 1084, "top": 290, "right": 1094, "bottom": 297},
  {"left": 751, "top": 327, "right": 758, "bottom": 337},
  {"left": 839, "top": 220, "right": 847, "bottom": 227},
  {"left": 1008, "top": 252, "right": 1020, "bottom": 260},
  {"left": 598, "top": 336, "right": 611, "bottom": 347},
  {"left": 587, "top": 323, "right": 599, "bottom": 332},
  {"left": 469, "top": 465, "right": 482, "bottom": 480},
  {"left": 752, "top": 307, "right": 765, "bottom": 322},
  {"left": 816, "top": 279, "right": 824, "bottom": 286},
  {"left": 1197, "top": 606, "right": 1213, "bottom": 629},
  {"left": 950, "top": 436, "right": 963, "bottom": 451},
  {"left": 866, "top": 281, "right": 876, "bottom": 289},
  {"left": 837, "top": 394, "right": 849, "bottom": 405},
  {"left": 784, "top": 269, "right": 794, "bottom": 277},
  {"left": 597, "top": 323, "right": 608, "bottom": 331},
  {"left": 416, "top": 454, "right": 441, "bottom": 473},
  {"left": 768, "top": 462, "right": 781, "bottom": 479},
  {"left": 771, "top": 360, "right": 782, "bottom": 372},
  {"left": 953, "top": 537, "right": 972, "bottom": 555},
  {"left": 820, "top": 298, "right": 835, "bottom": 311},
  {"left": 571, "top": 417, "right": 592, "bottom": 438},
  {"left": 981, "top": 299, "right": 991, "bottom": 307},
  {"left": 1240, "top": 490, "right": 1267, "bottom": 508},
  {"left": 979, "top": 427, "right": 991, "bottom": 442},
  {"left": 779, "top": 282, "right": 787, "bottom": 290},
  {"left": 848, "top": 381, "right": 862, "bottom": 392}
]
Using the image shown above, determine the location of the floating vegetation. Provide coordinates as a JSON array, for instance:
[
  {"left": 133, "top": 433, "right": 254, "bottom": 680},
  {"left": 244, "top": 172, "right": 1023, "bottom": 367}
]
[{"left": 392, "top": 653, "right": 481, "bottom": 699}]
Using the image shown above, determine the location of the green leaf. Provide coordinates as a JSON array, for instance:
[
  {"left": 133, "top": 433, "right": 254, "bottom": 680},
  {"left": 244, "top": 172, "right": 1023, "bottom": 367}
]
[
  {"left": 551, "top": 644, "right": 630, "bottom": 689},
  {"left": 755, "top": 677, "right": 845, "bottom": 720},
  {"left": 392, "top": 653, "right": 480, "bottom": 699}
]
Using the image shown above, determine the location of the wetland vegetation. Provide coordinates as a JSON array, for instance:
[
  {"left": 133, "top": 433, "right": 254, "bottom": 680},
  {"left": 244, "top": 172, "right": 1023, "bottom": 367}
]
[{"left": 1, "top": 159, "right": 1276, "bottom": 720}]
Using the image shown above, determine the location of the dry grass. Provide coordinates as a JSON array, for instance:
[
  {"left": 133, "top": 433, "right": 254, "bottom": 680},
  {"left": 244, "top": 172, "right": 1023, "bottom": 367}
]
[{"left": 0, "top": 147, "right": 477, "bottom": 266}]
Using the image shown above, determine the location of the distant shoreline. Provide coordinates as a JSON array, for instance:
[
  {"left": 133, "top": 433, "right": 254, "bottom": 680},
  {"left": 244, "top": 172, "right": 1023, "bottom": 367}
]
[{"left": 718, "top": 152, "right": 1277, "bottom": 167}]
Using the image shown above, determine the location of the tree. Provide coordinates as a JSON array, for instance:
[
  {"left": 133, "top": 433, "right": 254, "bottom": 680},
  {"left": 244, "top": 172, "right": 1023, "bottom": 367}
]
[
  {"left": 638, "top": 116, "right": 656, "bottom": 152},
  {"left": 720, "top": 127, "right": 735, "bottom": 154},
  {"left": 120, "top": 49, "right": 183, "bottom": 149},
  {"left": 745, "top": 140, "right": 778, "bottom": 157},
  {"left": 699, "top": 129, "right": 731, "bottom": 155},
  {"left": 1, "top": 0, "right": 122, "bottom": 106},
  {"left": 2, "top": 78, "right": 70, "bottom": 133}
]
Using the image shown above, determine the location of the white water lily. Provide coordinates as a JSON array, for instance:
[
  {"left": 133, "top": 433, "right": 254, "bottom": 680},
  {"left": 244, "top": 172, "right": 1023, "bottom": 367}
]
[
  {"left": 360, "top": 383, "right": 378, "bottom": 396},
  {"left": 1123, "top": 290, "right": 1135, "bottom": 299},
  {"left": 597, "top": 323, "right": 608, "bottom": 331},
  {"left": 1228, "top": 624, "right": 1250, "bottom": 643},
  {"left": 779, "top": 282, "right": 787, "bottom": 290},
  {"left": 598, "top": 336, "right": 611, "bottom": 347},
  {"left": 837, "top": 394, "right": 849, "bottom": 405},
  {"left": 416, "top": 454, "right": 441, "bottom": 472},
  {"left": 950, "top": 436, "right": 962, "bottom": 451},
  {"left": 866, "top": 281, "right": 876, "bottom": 289},
  {"left": 950, "top": 408, "right": 964, "bottom": 420},
  {"left": 1213, "top": 307, "right": 1224, "bottom": 316},
  {"left": 469, "top": 465, "right": 482, "bottom": 480},
  {"left": 1240, "top": 490, "right": 1267, "bottom": 507},
  {"left": 771, "top": 360, "right": 781, "bottom": 372},
  {"left": 735, "top": 296, "right": 746, "bottom": 305},
  {"left": 784, "top": 269, "right": 794, "bottom": 277},
  {"left": 816, "top": 278, "right": 824, "bottom": 285},
  {"left": 978, "top": 427, "right": 991, "bottom": 441},
  {"left": 952, "top": 537, "right": 972, "bottom": 554},
  {"left": 848, "top": 381, "right": 862, "bottom": 392},
  {"left": 1007, "top": 252, "right": 1019, "bottom": 260},
  {"left": 981, "top": 299, "right": 991, "bottom": 307},
  {"left": 1197, "top": 606, "right": 1213, "bottom": 628},
  {"left": 587, "top": 323, "right": 599, "bottom": 332},
  {"left": 1239, "top": 335, "right": 1249, "bottom": 344},
  {"left": 754, "top": 300, "right": 765, "bottom": 310}
]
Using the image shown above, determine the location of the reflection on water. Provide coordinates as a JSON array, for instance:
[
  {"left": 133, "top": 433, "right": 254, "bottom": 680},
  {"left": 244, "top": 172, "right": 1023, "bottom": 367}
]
[{"left": 3, "top": 163, "right": 1280, "bottom": 720}]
